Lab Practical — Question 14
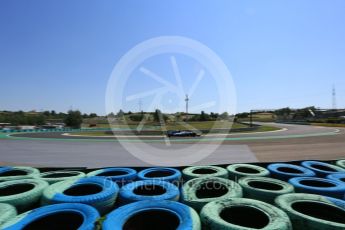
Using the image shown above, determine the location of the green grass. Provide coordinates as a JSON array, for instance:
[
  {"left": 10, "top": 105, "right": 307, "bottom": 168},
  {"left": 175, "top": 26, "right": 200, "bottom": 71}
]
[
  {"left": 82, "top": 121, "right": 245, "bottom": 130},
  {"left": 311, "top": 123, "right": 345, "bottom": 128},
  {"left": 255, "top": 125, "right": 281, "bottom": 132},
  {"left": 238, "top": 113, "right": 276, "bottom": 122},
  {"left": 72, "top": 122, "right": 280, "bottom": 136}
]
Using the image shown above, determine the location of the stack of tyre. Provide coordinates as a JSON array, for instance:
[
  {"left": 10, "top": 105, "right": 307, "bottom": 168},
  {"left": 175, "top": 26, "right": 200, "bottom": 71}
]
[{"left": 0, "top": 160, "right": 344, "bottom": 229}]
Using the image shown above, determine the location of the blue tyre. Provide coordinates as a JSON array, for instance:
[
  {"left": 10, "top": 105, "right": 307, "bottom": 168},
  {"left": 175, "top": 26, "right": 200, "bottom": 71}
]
[
  {"left": 42, "top": 177, "right": 119, "bottom": 214},
  {"left": 301, "top": 161, "right": 344, "bottom": 177},
  {"left": 289, "top": 177, "right": 345, "bottom": 199},
  {"left": 323, "top": 196, "right": 345, "bottom": 209},
  {"left": 327, "top": 173, "right": 345, "bottom": 184},
  {"left": 137, "top": 168, "right": 181, "bottom": 184},
  {"left": 267, "top": 163, "right": 316, "bottom": 181},
  {"left": 103, "top": 200, "right": 201, "bottom": 230},
  {"left": 87, "top": 168, "right": 137, "bottom": 186},
  {"left": 119, "top": 180, "right": 179, "bottom": 205},
  {"left": 2, "top": 203, "right": 99, "bottom": 230}
]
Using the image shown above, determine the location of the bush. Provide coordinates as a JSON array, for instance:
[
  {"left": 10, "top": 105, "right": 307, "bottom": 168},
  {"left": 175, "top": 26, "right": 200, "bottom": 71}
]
[{"left": 64, "top": 110, "right": 83, "bottom": 128}]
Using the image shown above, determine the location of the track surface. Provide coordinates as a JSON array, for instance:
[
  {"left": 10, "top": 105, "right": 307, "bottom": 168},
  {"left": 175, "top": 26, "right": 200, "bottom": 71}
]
[{"left": 0, "top": 123, "right": 344, "bottom": 167}]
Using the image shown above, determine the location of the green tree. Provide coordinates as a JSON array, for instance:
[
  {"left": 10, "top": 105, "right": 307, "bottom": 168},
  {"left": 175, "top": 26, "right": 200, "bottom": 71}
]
[
  {"left": 220, "top": 112, "right": 229, "bottom": 120},
  {"left": 154, "top": 109, "right": 162, "bottom": 122},
  {"left": 153, "top": 109, "right": 168, "bottom": 122},
  {"left": 64, "top": 110, "right": 83, "bottom": 128},
  {"left": 200, "top": 111, "right": 210, "bottom": 121},
  {"left": 117, "top": 110, "right": 124, "bottom": 118}
]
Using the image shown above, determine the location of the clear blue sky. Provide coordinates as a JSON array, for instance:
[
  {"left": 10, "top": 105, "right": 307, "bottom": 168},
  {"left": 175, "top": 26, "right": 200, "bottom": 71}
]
[{"left": 1, "top": 0, "right": 344, "bottom": 114}]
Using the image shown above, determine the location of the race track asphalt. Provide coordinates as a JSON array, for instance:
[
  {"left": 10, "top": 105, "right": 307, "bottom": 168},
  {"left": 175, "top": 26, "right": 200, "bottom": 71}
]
[{"left": 0, "top": 123, "right": 344, "bottom": 167}]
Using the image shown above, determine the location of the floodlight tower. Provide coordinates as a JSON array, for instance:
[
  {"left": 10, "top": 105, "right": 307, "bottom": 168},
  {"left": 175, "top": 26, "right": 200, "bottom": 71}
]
[
  {"left": 185, "top": 94, "right": 189, "bottom": 121},
  {"left": 332, "top": 85, "right": 337, "bottom": 110}
]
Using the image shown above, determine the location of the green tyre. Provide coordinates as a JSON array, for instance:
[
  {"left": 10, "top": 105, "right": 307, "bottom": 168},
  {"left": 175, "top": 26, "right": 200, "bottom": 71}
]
[
  {"left": 0, "top": 203, "right": 17, "bottom": 226},
  {"left": 0, "top": 167, "right": 40, "bottom": 182},
  {"left": 275, "top": 193, "right": 345, "bottom": 230},
  {"left": 181, "top": 177, "right": 243, "bottom": 212},
  {"left": 35, "top": 171, "right": 86, "bottom": 184},
  {"left": 226, "top": 164, "right": 270, "bottom": 181},
  {"left": 183, "top": 166, "right": 228, "bottom": 181},
  {"left": 238, "top": 176, "right": 294, "bottom": 204},
  {"left": 336, "top": 160, "right": 345, "bottom": 169},
  {"left": 200, "top": 198, "right": 292, "bottom": 230},
  {"left": 0, "top": 179, "right": 48, "bottom": 212}
]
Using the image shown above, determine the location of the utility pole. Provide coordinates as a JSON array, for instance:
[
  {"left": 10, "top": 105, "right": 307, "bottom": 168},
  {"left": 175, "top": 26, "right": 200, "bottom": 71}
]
[
  {"left": 332, "top": 85, "right": 337, "bottom": 110},
  {"left": 185, "top": 94, "right": 189, "bottom": 121}
]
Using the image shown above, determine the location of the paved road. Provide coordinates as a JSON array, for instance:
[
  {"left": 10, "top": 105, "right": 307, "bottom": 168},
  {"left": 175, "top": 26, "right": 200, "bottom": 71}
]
[{"left": 0, "top": 123, "right": 344, "bottom": 167}]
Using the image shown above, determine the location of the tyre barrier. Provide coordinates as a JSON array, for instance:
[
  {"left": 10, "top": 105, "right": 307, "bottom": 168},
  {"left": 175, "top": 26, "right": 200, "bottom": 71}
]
[
  {"left": 323, "top": 196, "right": 345, "bottom": 209},
  {"left": 238, "top": 176, "right": 294, "bottom": 204},
  {"left": 35, "top": 170, "right": 86, "bottom": 184},
  {"left": 288, "top": 177, "right": 345, "bottom": 199},
  {"left": 227, "top": 164, "right": 270, "bottom": 181},
  {"left": 87, "top": 167, "right": 137, "bottom": 186},
  {"left": 336, "top": 159, "right": 345, "bottom": 169},
  {"left": 102, "top": 200, "right": 201, "bottom": 230},
  {"left": 119, "top": 180, "right": 179, "bottom": 205},
  {"left": 0, "top": 203, "right": 17, "bottom": 227},
  {"left": 267, "top": 163, "right": 316, "bottom": 181},
  {"left": 181, "top": 177, "right": 243, "bottom": 212},
  {"left": 275, "top": 193, "right": 345, "bottom": 230},
  {"left": 2, "top": 203, "right": 100, "bottom": 230},
  {"left": 0, "top": 167, "right": 40, "bottom": 182},
  {"left": 301, "top": 161, "right": 345, "bottom": 177},
  {"left": 41, "top": 177, "right": 119, "bottom": 215},
  {"left": 137, "top": 168, "right": 181, "bottom": 184},
  {"left": 0, "top": 179, "right": 48, "bottom": 212},
  {"left": 327, "top": 173, "right": 345, "bottom": 184},
  {"left": 182, "top": 166, "right": 228, "bottom": 181},
  {"left": 200, "top": 198, "right": 292, "bottom": 230}
]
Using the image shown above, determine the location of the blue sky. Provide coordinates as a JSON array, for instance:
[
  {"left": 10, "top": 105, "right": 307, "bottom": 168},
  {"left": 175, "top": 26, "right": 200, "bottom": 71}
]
[{"left": 0, "top": 0, "right": 344, "bottom": 114}]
